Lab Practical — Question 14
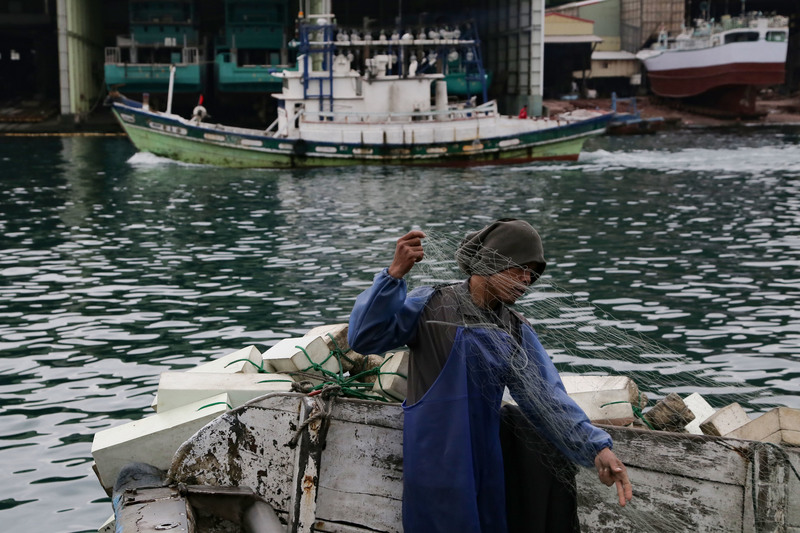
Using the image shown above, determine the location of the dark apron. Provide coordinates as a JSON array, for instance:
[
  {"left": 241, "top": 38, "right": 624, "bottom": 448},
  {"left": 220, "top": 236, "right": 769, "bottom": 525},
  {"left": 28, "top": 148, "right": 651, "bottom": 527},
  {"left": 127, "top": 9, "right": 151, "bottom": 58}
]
[{"left": 402, "top": 327, "right": 512, "bottom": 533}]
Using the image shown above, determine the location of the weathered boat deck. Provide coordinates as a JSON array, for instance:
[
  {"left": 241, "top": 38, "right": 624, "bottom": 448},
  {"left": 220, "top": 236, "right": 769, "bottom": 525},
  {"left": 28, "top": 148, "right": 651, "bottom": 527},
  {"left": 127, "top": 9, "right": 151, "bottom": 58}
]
[{"left": 162, "top": 393, "right": 799, "bottom": 533}]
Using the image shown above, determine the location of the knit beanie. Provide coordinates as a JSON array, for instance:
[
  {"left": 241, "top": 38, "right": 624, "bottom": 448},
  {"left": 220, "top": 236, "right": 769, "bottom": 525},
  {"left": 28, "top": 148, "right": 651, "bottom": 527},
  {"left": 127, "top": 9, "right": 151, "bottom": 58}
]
[{"left": 455, "top": 218, "right": 546, "bottom": 280}]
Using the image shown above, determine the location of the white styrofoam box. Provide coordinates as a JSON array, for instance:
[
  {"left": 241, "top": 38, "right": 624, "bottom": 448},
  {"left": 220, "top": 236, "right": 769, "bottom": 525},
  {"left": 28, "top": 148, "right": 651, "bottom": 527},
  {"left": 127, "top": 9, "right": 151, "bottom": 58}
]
[
  {"left": 304, "top": 324, "right": 353, "bottom": 371},
  {"left": 561, "top": 375, "right": 637, "bottom": 423},
  {"left": 189, "top": 345, "right": 263, "bottom": 374},
  {"left": 91, "top": 393, "right": 230, "bottom": 491},
  {"left": 373, "top": 351, "right": 409, "bottom": 402},
  {"left": 262, "top": 336, "right": 342, "bottom": 376},
  {"left": 156, "top": 372, "right": 295, "bottom": 413},
  {"left": 683, "top": 393, "right": 716, "bottom": 435},
  {"left": 700, "top": 402, "right": 751, "bottom": 437},
  {"left": 726, "top": 407, "right": 800, "bottom": 445},
  {"left": 98, "top": 514, "right": 115, "bottom": 533}
]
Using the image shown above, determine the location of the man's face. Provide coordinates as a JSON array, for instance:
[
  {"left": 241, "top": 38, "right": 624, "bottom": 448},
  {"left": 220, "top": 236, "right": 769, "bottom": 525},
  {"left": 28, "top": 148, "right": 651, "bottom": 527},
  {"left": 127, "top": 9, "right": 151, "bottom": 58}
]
[{"left": 484, "top": 266, "right": 534, "bottom": 305}]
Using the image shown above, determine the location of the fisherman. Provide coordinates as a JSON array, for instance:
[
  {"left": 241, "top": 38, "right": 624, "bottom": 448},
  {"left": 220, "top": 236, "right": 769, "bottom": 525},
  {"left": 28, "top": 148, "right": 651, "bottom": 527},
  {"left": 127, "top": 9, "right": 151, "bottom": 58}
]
[{"left": 348, "top": 219, "right": 633, "bottom": 533}]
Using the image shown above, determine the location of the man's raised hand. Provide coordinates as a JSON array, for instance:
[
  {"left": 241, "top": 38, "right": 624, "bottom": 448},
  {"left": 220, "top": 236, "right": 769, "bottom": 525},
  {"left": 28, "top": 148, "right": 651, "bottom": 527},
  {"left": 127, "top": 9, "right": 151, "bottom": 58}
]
[{"left": 387, "top": 230, "right": 426, "bottom": 279}]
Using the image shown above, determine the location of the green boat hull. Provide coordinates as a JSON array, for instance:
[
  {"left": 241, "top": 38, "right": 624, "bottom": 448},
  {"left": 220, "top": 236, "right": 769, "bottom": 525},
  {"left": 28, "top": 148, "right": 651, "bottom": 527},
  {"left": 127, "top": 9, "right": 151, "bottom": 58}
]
[{"left": 112, "top": 102, "right": 609, "bottom": 169}]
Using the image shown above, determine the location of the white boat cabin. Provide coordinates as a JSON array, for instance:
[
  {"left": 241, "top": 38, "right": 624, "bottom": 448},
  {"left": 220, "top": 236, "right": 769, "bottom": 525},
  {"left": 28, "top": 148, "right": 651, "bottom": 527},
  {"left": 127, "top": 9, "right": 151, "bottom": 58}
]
[{"left": 272, "top": 53, "right": 450, "bottom": 138}]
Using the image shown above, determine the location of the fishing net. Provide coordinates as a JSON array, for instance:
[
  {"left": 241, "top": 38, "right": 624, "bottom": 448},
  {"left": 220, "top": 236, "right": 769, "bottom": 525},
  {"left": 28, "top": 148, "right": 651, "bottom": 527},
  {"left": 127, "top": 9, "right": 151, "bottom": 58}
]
[{"left": 388, "top": 226, "right": 798, "bottom": 533}]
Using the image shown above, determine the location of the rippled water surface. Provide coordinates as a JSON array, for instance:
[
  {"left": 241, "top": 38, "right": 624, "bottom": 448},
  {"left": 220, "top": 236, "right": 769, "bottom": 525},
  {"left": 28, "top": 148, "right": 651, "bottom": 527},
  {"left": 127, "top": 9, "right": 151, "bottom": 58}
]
[{"left": 1, "top": 129, "right": 800, "bottom": 531}]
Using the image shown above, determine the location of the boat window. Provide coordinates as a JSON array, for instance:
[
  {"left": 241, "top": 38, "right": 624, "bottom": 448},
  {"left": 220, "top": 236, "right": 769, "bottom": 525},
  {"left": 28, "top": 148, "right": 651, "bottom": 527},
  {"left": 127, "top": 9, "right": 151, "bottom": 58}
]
[
  {"left": 724, "top": 31, "right": 759, "bottom": 44},
  {"left": 766, "top": 31, "right": 787, "bottom": 42}
]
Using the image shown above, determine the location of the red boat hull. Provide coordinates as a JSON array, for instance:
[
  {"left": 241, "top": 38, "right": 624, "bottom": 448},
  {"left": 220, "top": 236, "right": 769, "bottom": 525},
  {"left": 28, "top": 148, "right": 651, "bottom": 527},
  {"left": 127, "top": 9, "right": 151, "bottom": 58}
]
[{"left": 646, "top": 62, "right": 786, "bottom": 99}]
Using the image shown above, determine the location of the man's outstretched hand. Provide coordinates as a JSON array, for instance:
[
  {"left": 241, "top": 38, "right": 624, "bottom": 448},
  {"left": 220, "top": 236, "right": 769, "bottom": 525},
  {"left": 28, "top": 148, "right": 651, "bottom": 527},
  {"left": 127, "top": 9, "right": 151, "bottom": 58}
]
[
  {"left": 387, "top": 230, "right": 426, "bottom": 279},
  {"left": 594, "top": 447, "right": 633, "bottom": 507}
]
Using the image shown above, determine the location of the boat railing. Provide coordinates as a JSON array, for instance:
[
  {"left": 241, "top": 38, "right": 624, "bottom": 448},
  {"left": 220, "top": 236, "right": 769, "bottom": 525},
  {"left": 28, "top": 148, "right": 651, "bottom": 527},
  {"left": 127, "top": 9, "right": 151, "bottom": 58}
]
[
  {"left": 303, "top": 101, "right": 498, "bottom": 124},
  {"left": 311, "top": 38, "right": 478, "bottom": 48},
  {"left": 105, "top": 47, "right": 121, "bottom": 64}
]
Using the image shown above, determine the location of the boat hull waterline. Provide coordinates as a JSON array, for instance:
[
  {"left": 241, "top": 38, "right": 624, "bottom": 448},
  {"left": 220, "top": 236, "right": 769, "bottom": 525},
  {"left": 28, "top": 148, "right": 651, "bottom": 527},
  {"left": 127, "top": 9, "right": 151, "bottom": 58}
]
[{"left": 112, "top": 102, "right": 611, "bottom": 168}]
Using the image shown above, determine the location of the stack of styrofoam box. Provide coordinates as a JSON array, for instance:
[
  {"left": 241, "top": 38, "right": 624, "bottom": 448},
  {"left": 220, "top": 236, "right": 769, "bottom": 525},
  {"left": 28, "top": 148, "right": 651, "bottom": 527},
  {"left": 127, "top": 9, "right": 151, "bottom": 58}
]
[
  {"left": 561, "top": 375, "right": 643, "bottom": 424},
  {"left": 373, "top": 350, "right": 409, "bottom": 402},
  {"left": 698, "top": 402, "right": 751, "bottom": 436},
  {"left": 91, "top": 393, "right": 230, "bottom": 493},
  {"left": 262, "top": 335, "right": 343, "bottom": 382},
  {"left": 155, "top": 371, "right": 296, "bottom": 412},
  {"left": 679, "top": 395, "right": 799, "bottom": 446},
  {"left": 150, "top": 345, "right": 287, "bottom": 412},
  {"left": 155, "top": 345, "right": 296, "bottom": 411},
  {"left": 726, "top": 407, "right": 800, "bottom": 445},
  {"left": 683, "top": 393, "right": 717, "bottom": 435},
  {"left": 91, "top": 345, "right": 295, "bottom": 493},
  {"left": 304, "top": 323, "right": 355, "bottom": 373}
]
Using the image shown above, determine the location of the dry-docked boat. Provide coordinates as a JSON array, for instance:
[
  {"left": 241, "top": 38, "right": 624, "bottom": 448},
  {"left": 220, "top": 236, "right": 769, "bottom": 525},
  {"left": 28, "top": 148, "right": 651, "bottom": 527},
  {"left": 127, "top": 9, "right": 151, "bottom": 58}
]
[
  {"left": 636, "top": 15, "right": 788, "bottom": 117},
  {"left": 91, "top": 326, "right": 800, "bottom": 533},
  {"left": 107, "top": 12, "right": 611, "bottom": 169}
]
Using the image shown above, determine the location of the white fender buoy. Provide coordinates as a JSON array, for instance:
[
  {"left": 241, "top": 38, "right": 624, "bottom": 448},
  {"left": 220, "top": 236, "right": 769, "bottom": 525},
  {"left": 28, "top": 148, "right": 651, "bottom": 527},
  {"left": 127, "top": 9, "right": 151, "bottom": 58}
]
[{"left": 192, "top": 105, "right": 207, "bottom": 122}]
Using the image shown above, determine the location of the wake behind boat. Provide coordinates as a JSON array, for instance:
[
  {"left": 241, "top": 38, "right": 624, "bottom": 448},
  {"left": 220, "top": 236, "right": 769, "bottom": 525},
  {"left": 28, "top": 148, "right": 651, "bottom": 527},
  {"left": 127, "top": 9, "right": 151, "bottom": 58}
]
[{"left": 107, "top": 10, "right": 611, "bottom": 168}]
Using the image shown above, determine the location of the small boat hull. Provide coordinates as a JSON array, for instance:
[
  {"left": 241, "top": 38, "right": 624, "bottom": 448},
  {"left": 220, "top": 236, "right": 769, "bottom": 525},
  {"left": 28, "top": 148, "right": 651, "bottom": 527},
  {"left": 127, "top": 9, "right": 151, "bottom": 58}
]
[{"left": 160, "top": 393, "right": 800, "bottom": 533}]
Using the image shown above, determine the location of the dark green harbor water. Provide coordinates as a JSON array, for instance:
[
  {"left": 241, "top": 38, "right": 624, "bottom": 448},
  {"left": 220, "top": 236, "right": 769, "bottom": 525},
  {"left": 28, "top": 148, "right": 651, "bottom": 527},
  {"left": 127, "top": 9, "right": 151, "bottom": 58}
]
[{"left": 1, "top": 129, "right": 799, "bottom": 531}]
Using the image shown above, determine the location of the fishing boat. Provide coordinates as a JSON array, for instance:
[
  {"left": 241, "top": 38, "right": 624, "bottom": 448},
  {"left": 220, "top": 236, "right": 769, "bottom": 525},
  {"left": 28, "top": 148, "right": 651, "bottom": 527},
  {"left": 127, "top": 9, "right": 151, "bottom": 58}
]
[
  {"left": 107, "top": 8, "right": 612, "bottom": 168},
  {"left": 636, "top": 15, "right": 789, "bottom": 117},
  {"left": 91, "top": 328, "right": 800, "bottom": 533}
]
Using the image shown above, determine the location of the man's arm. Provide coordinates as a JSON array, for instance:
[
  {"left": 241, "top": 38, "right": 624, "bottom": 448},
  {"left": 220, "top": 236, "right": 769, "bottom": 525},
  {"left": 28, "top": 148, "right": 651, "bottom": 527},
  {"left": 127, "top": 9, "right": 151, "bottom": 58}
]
[
  {"left": 507, "top": 325, "right": 634, "bottom": 505},
  {"left": 348, "top": 230, "right": 431, "bottom": 355}
]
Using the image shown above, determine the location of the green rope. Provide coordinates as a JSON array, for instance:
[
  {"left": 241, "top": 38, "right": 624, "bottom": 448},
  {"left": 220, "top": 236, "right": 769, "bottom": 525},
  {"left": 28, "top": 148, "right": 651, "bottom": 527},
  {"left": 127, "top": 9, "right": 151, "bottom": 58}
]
[
  {"left": 224, "top": 358, "right": 265, "bottom": 371},
  {"left": 296, "top": 345, "right": 343, "bottom": 381},
  {"left": 599, "top": 399, "right": 656, "bottom": 430},
  {"left": 326, "top": 333, "right": 356, "bottom": 366},
  {"left": 254, "top": 341, "right": 409, "bottom": 402},
  {"left": 197, "top": 401, "right": 233, "bottom": 411}
]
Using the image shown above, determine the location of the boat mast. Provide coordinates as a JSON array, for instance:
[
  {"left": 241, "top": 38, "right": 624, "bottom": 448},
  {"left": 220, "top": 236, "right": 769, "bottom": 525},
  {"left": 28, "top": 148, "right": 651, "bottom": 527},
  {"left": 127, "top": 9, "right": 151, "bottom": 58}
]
[
  {"left": 298, "top": 0, "right": 335, "bottom": 117},
  {"left": 166, "top": 64, "right": 176, "bottom": 115}
]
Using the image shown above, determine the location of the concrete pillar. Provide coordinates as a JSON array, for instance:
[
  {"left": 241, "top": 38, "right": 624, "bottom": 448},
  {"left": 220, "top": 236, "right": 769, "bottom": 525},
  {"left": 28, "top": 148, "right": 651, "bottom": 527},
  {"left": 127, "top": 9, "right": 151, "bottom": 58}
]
[
  {"left": 530, "top": 0, "right": 545, "bottom": 116},
  {"left": 56, "top": 0, "right": 104, "bottom": 120},
  {"left": 57, "top": 0, "right": 70, "bottom": 117},
  {"left": 480, "top": 0, "right": 545, "bottom": 117}
]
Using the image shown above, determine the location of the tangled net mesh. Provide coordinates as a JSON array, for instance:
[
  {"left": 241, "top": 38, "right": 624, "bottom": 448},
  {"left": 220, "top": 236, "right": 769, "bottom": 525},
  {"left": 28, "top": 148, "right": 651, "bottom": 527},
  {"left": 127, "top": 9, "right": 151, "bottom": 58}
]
[{"left": 391, "top": 226, "right": 790, "bottom": 532}]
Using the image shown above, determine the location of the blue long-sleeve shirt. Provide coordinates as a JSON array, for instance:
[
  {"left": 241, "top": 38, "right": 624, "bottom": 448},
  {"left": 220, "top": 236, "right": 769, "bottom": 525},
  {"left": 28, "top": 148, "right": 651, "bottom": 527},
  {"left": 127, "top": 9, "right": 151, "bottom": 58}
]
[{"left": 349, "top": 268, "right": 612, "bottom": 467}]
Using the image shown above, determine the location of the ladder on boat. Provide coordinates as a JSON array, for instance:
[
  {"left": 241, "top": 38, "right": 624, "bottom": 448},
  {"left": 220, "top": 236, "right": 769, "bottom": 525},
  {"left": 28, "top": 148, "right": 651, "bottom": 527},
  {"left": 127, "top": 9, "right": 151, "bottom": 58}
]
[
  {"left": 298, "top": 21, "right": 335, "bottom": 120},
  {"left": 459, "top": 23, "right": 489, "bottom": 104}
]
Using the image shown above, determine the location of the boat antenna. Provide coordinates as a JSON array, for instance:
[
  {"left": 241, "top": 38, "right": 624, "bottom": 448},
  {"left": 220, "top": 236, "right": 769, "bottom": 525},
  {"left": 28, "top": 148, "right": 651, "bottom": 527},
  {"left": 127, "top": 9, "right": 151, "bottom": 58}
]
[{"left": 396, "top": 0, "right": 402, "bottom": 32}]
